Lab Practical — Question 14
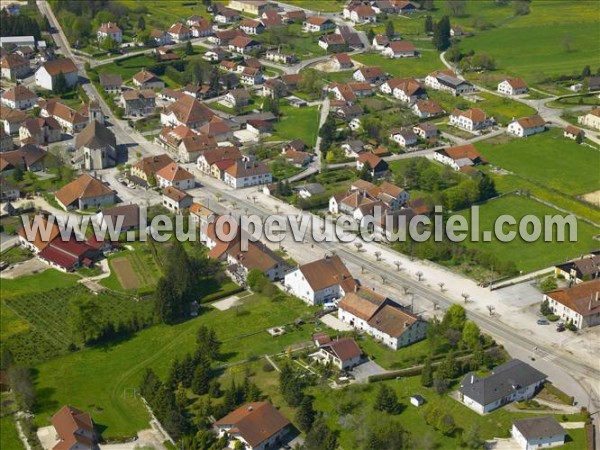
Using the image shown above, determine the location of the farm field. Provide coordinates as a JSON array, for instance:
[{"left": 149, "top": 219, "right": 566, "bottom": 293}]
[
  {"left": 270, "top": 105, "right": 321, "bottom": 147},
  {"left": 476, "top": 129, "right": 600, "bottom": 196},
  {"left": 119, "top": 1, "right": 210, "bottom": 30},
  {"left": 457, "top": 194, "right": 599, "bottom": 273},
  {"left": 456, "top": 1, "right": 600, "bottom": 82},
  {"left": 33, "top": 294, "right": 316, "bottom": 438},
  {"left": 352, "top": 50, "right": 444, "bottom": 79},
  {"left": 100, "top": 244, "right": 162, "bottom": 293}
]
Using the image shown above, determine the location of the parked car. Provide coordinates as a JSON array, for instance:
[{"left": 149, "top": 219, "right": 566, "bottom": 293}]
[
  {"left": 536, "top": 319, "right": 549, "bottom": 325},
  {"left": 556, "top": 325, "right": 566, "bottom": 332}
]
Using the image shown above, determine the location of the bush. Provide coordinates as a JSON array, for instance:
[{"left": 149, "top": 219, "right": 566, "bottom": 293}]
[
  {"left": 547, "top": 314, "right": 560, "bottom": 322},
  {"left": 263, "top": 363, "right": 275, "bottom": 372}
]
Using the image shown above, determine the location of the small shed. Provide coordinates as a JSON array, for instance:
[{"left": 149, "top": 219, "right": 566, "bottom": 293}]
[{"left": 410, "top": 394, "right": 425, "bottom": 407}]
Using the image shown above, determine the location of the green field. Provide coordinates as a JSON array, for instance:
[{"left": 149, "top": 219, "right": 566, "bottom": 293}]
[
  {"left": 283, "top": 0, "right": 345, "bottom": 12},
  {"left": 33, "top": 294, "right": 316, "bottom": 438},
  {"left": 100, "top": 244, "right": 162, "bottom": 293},
  {"left": 255, "top": 24, "right": 328, "bottom": 61},
  {"left": 477, "top": 129, "right": 600, "bottom": 196},
  {"left": 352, "top": 50, "right": 445, "bottom": 79},
  {"left": 457, "top": 1, "right": 600, "bottom": 82},
  {"left": 457, "top": 195, "right": 599, "bottom": 273},
  {"left": 0, "top": 415, "right": 23, "bottom": 450},
  {"left": 270, "top": 105, "right": 321, "bottom": 147},
  {"left": 93, "top": 55, "right": 164, "bottom": 83}
]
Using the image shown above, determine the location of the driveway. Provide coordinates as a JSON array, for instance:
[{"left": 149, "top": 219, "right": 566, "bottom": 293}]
[
  {"left": 320, "top": 312, "right": 353, "bottom": 331},
  {"left": 350, "top": 359, "right": 388, "bottom": 383}
]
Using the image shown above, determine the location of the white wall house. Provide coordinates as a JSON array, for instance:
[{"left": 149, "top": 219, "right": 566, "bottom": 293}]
[
  {"left": 497, "top": 78, "right": 528, "bottom": 96},
  {"left": 35, "top": 59, "right": 78, "bottom": 91},
  {"left": 543, "top": 279, "right": 600, "bottom": 329},
  {"left": 511, "top": 416, "right": 567, "bottom": 450},
  {"left": 223, "top": 161, "right": 272, "bottom": 189},
  {"left": 449, "top": 108, "right": 491, "bottom": 131},
  {"left": 97, "top": 22, "right": 123, "bottom": 43},
  {"left": 507, "top": 115, "right": 545, "bottom": 137}
]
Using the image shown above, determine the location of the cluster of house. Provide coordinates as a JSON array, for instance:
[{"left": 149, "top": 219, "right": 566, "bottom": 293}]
[
  {"left": 342, "top": 0, "right": 419, "bottom": 25},
  {"left": 1, "top": 35, "right": 53, "bottom": 81}
]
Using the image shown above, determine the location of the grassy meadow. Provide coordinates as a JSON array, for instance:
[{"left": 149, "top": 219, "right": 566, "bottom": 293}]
[{"left": 270, "top": 105, "right": 321, "bottom": 147}]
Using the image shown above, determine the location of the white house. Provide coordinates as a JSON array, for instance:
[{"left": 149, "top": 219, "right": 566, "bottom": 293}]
[
  {"left": 337, "top": 287, "right": 427, "bottom": 350},
  {"left": 578, "top": 108, "right": 600, "bottom": 130},
  {"left": 97, "top": 22, "right": 123, "bottom": 43},
  {"left": 497, "top": 78, "right": 528, "bottom": 96},
  {"left": 412, "top": 99, "right": 443, "bottom": 118},
  {"left": 507, "top": 115, "right": 545, "bottom": 137},
  {"left": 543, "top": 279, "right": 600, "bottom": 329},
  {"left": 511, "top": 416, "right": 567, "bottom": 450},
  {"left": 1, "top": 85, "right": 37, "bottom": 110},
  {"left": 372, "top": 34, "right": 389, "bottom": 51},
  {"left": 303, "top": 16, "right": 335, "bottom": 32},
  {"left": 382, "top": 41, "right": 416, "bottom": 58},
  {"left": 449, "top": 108, "right": 492, "bottom": 131},
  {"left": 380, "top": 78, "right": 425, "bottom": 103},
  {"left": 168, "top": 23, "right": 191, "bottom": 42},
  {"left": 223, "top": 160, "right": 272, "bottom": 189},
  {"left": 343, "top": 4, "right": 377, "bottom": 24},
  {"left": 1, "top": 54, "right": 30, "bottom": 80},
  {"left": 458, "top": 359, "right": 547, "bottom": 414},
  {"left": 283, "top": 255, "right": 357, "bottom": 306},
  {"left": 353, "top": 66, "right": 386, "bottom": 83},
  {"left": 162, "top": 186, "right": 193, "bottom": 213},
  {"left": 433, "top": 144, "right": 487, "bottom": 171},
  {"left": 155, "top": 162, "right": 195, "bottom": 190},
  {"left": 390, "top": 128, "right": 418, "bottom": 148},
  {"left": 35, "top": 58, "right": 78, "bottom": 91},
  {"left": 316, "top": 338, "right": 363, "bottom": 370},
  {"left": 425, "top": 69, "right": 474, "bottom": 96}
]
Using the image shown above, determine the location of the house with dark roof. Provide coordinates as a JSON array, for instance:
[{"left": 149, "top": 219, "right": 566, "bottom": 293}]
[
  {"left": 458, "top": 359, "right": 547, "bottom": 414},
  {"left": 357, "top": 152, "right": 388, "bottom": 178},
  {"left": 19, "top": 117, "right": 61, "bottom": 145},
  {"left": 120, "top": 89, "right": 156, "bottom": 117},
  {"left": 99, "top": 74, "right": 122, "bottom": 94},
  {"left": 74, "top": 120, "right": 117, "bottom": 170},
  {"left": 353, "top": 66, "right": 386, "bottom": 84},
  {"left": 316, "top": 338, "right": 363, "bottom": 370},
  {"left": 54, "top": 173, "right": 115, "bottom": 210},
  {"left": 425, "top": 69, "right": 474, "bottom": 96},
  {"left": 554, "top": 254, "right": 599, "bottom": 283},
  {"left": 544, "top": 279, "right": 600, "bottom": 329},
  {"left": 132, "top": 70, "right": 164, "bottom": 90},
  {"left": 1, "top": 53, "right": 30, "bottom": 80},
  {"left": 214, "top": 401, "right": 290, "bottom": 450},
  {"left": 412, "top": 99, "right": 444, "bottom": 118},
  {"left": 97, "top": 204, "right": 141, "bottom": 231},
  {"left": 0, "top": 144, "right": 47, "bottom": 173},
  {"left": 284, "top": 255, "right": 358, "bottom": 305},
  {"left": 338, "top": 286, "right": 426, "bottom": 349},
  {"left": 511, "top": 416, "right": 567, "bottom": 450}
]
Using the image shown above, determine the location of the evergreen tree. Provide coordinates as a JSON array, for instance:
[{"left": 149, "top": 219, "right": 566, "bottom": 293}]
[
  {"left": 433, "top": 16, "right": 451, "bottom": 51},
  {"left": 318, "top": 115, "right": 336, "bottom": 151},
  {"left": 196, "top": 325, "right": 221, "bottom": 360},
  {"left": 421, "top": 357, "right": 433, "bottom": 387},
  {"left": 576, "top": 132, "right": 584, "bottom": 144},
  {"left": 154, "top": 276, "right": 179, "bottom": 323},
  {"left": 185, "top": 40, "right": 194, "bottom": 55},
  {"left": 137, "top": 15, "right": 145, "bottom": 30},
  {"left": 374, "top": 384, "right": 401, "bottom": 414},
  {"left": 424, "top": 15, "right": 434, "bottom": 33},
  {"left": 53, "top": 71, "right": 69, "bottom": 94},
  {"left": 367, "top": 27, "right": 375, "bottom": 43},
  {"left": 385, "top": 20, "right": 395, "bottom": 39},
  {"left": 12, "top": 165, "right": 24, "bottom": 182},
  {"left": 191, "top": 355, "right": 212, "bottom": 395},
  {"left": 304, "top": 419, "right": 338, "bottom": 450},
  {"left": 223, "top": 379, "right": 238, "bottom": 412},
  {"left": 296, "top": 395, "right": 316, "bottom": 432},
  {"left": 358, "top": 162, "right": 373, "bottom": 182}
]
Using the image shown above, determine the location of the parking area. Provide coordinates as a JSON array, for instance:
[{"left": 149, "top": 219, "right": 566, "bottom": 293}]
[
  {"left": 319, "top": 312, "right": 353, "bottom": 331},
  {"left": 350, "top": 359, "right": 388, "bottom": 383}
]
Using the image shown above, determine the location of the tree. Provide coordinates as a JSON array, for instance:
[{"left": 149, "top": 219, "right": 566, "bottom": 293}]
[
  {"left": 437, "top": 413, "right": 456, "bottom": 435},
  {"left": 154, "top": 276, "right": 179, "bottom": 323},
  {"left": 486, "top": 304, "right": 495, "bottom": 316},
  {"left": 8, "top": 366, "right": 35, "bottom": 410},
  {"left": 576, "top": 132, "right": 584, "bottom": 144},
  {"left": 137, "top": 15, "right": 145, "bottom": 30},
  {"left": 433, "top": 16, "right": 451, "bottom": 51},
  {"left": 461, "top": 321, "right": 481, "bottom": 349},
  {"left": 581, "top": 65, "right": 591, "bottom": 79},
  {"left": 461, "top": 292, "right": 470, "bottom": 303},
  {"left": 442, "top": 304, "right": 467, "bottom": 331},
  {"left": 358, "top": 162, "right": 373, "bottom": 182},
  {"left": 12, "top": 165, "right": 24, "bottom": 182},
  {"left": 463, "top": 423, "right": 483, "bottom": 448},
  {"left": 562, "top": 33, "right": 573, "bottom": 53},
  {"left": 385, "top": 20, "right": 395, "bottom": 39},
  {"left": 53, "top": 71, "right": 69, "bottom": 94},
  {"left": 69, "top": 295, "right": 103, "bottom": 344},
  {"left": 191, "top": 355, "right": 211, "bottom": 395},
  {"left": 514, "top": 0, "right": 530, "bottom": 16},
  {"left": 304, "top": 419, "right": 338, "bottom": 450},
  {"left": 296, "top": 395, "right": 316, "bottom": 432},
  {"left": 446, "top": 0, "right": 466, "bottom": 17},
  {"left": 367, "top": 27, "right": 375, "bottom": 43},
  {"left": 101, "top": 35, "right": 120, "bottom": 53},
  {"left": 416, "top": 271, "right": 424, "bottom": 281},
  {"left": 421, "top": 357, "right": 433, "bottom": 387},
  {"left": 196, "top": 325, "right": 220, "bottom": 361},
  {"left": 424, "top": 15, "right": 434, "bottom": 34},
  {"left": 374, "top": 384, "right": 401, "bottom": 414}
]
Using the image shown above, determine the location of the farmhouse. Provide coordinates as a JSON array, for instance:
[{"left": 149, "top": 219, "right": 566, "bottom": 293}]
[
  {"left": 380, "top": 78, "right": 425, "bottom": 103},
  {"left": 555, "top": 254, "right": 600, "bottom": 283},
  {"left": 155, "top": 162, "right": 195, "bottom": 190},
  {"left": 223, "top": 160, "right": 272, "bottom": 189},
  {"left": 1, "top": 54, "right": 30, "bottom": 80},
  {"left": 2, "top": 84, "right": 37, "bottom": 109},
  {"left": 228, "top": 36, "right": 262, "bottom": 54},
  {"left": 168, "top": 23, "right": 191, "bottom": 42},
  {"left": 97, "top": 22, "right": 122, "bottom": 43},
  {"left": 1, "top": 106, "right": 28, "bottom": 135},
  {"left": 507, "top": 115, "right": 545, "bottom": 137},
  {"left": 132, "top": 70, "right": 164, "bottom": 90},
  {"left": 18, "top": 214, "right": 60, "bottom": 253},
  {"left": 210, "top": 29, "right": 247, "bottom": 46},
  {"left": 225, "top": 89, "right": 251, "bottom": 108},
  {"left": 197, "top": 146, "right": 243, "bottom": 174},
  {"left": 97, "top": 204, "right": 141, "bottom": 231},
  {"left": 394, "top": 0, "right": 418, "bottom": 14},
  {"left": 382, "top": 40, "right": 416, "bottom": 58},
  {"left": 544, "top": 279, "right": 600, "bottom": 329},
  {"left": 35, "top": 58, "right": 78, "bottom": 91},
  {"left": 99, "top": 74, "right": 122, "bottom": 93},
  {"left": 55, "top": 173, "right": 115, "bottom": 211},
  {"left": 563, "top": 125, "right": 584, "bottom": 141},
  {"left": 332, "top": 53, "right": 353, "bottom": 70},
  {"left": 215, "top": 7, "right": 241, "bottom": 24},
  {"left": 240, "top": 19, "right": 265, "bottom": 35},
  {"left": 265, "top": 49, "right": 297, "bottom": 64},
  {"left": 343, "top": 4, "right": 377, "bottom": 24},
  {"left": 433, "top": 144, "right": 487, "bottom": 171},
  {"left": 338, "top": 287, "right": 427, "bottom": 349},
  {"left": 240, "top": 66, "right": 263, "bottom": 85},
  {"left": 0, "top": 145, "right": 47, "bottom": 173},
  {"left": 578, "top": 108, "right": 600, "bottom": 130},
  {"left": 511, "top": 416, "right": 567, "bottom": 450},
  {"left": 497, "top": 78, "right": 529, "bottom": 96},
  {"left": 449, "top": 108, "right": 492, "bottom": 131},
  {"left": 303, "top": 16, "right": 335, "bottom": 33},
  {"left": 318, "top": 33, "right": 347, "bottom": 52},
  {"left": 295, "top": 183, "right": 325, "bottom": 198},
  {"left": 353, "top": 66, "right": 386, "bottom": 83},
  {"left": 162, "top": 186, "right": 193, "bottom": 213},
  {"left": 214, "top": 401, "right": 290, "bottom": 450},
  {"left": 413, "top": 121, "right": 437, "bottom": 140},
  {"left": 425, "top": 69, "right": 474, "bottom": 96},
  {"left": 120, "top": 90, "right": 156, "bottom": 117},
  {"left": 412, "top": 99, "right": 443, "bottom": 118},
  {"left": 283, "top": 255, "right": 357, "bottom": 305},
  {"left": 149, "top": 29, "right": 172, "bottom": 46},
  {"left": 458, "top": 359, "right": 547, "bottom": 414},
  {"left": 51, "top": 405, "right": 99, "bottom": 450},
  {"left": 19, "top": 117, "right": 61, "bottom": 145},
  {"left": 199, "top": 116, "right": 234, "bottom": 142},
  {"left": 372, "top": 34, "right": 390, "bottom": 51},
  {"left": 0, "top": 128, "right": 13, "bottom": 152},
  {"left": 316, "top": 338, "right": 363, "bottom": 370}
]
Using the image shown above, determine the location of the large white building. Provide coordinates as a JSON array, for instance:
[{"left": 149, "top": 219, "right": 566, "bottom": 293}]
[
  {"left": 35, "top": 58, "right": 78, "bottom": 91},
  {"left": 337, "top": 287, "right": 427, "bottom": 350},
  {"left": 497, "top": 78, "right": 528, "bottom": 96},
  {"left": 511, "top": 416, "right": 567, "bottom": 450},
  {"left": 425, "top": 70, "right": 474, "bottom": 96},
  {"left": 544, "top": 279, "right": 600, "bottom": 329},
  {"left": 284, "top": 255, "right": 357, "bottom": 306},
  {"left": 458, "top": 360, "right": 547, "bottom": 414},
  {"left": 578, "top": 108, "right": 600, "bottom": 130},
  {"left": 223, "top": 160, "right": 272, "bottom": 189},
  {"left": 507, "top": 115, "right": 546, "bottom": 137},
  {"left": 449, "top": 108, "right": 492, "bottom": 131}
]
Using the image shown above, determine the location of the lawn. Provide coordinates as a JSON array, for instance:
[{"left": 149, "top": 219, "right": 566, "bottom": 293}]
[
  {"left": 358, "top": 336, "right": 433, "bottom": 370},
  {"left": 93, "top": 55, "right": 161, "bottom": 82},
  {"left": 456, "top": 1, "right": 600, "bottom": 83},
  {"left": 0, "top": 246, "right": 33, "bottom": 265},
  {"left": 0, "top": 415, "right": 22, "bottom": 450},
  {"left": 476, "top": 129, "right": 600, "bottom": 196},
  {"left": 33, "top": 294, "right": 316, "bottom": 439},
  {"left": 352, "top": 50, "right": 445, "bottom": 79},
  {"left": 283, "top": 0, "right": 346, "bottom": 12},
  {"left": 255, "top": 24, "right": 328, "bottom": 61},
  {"left": 457, "top": 194, "right": 599, "bottom": 273},
  {"left": 270, "top": 105, "right": 321, "bottom": 147},
  {"left": 311, "top": 375, "right": 588, "bottom": 449}
]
